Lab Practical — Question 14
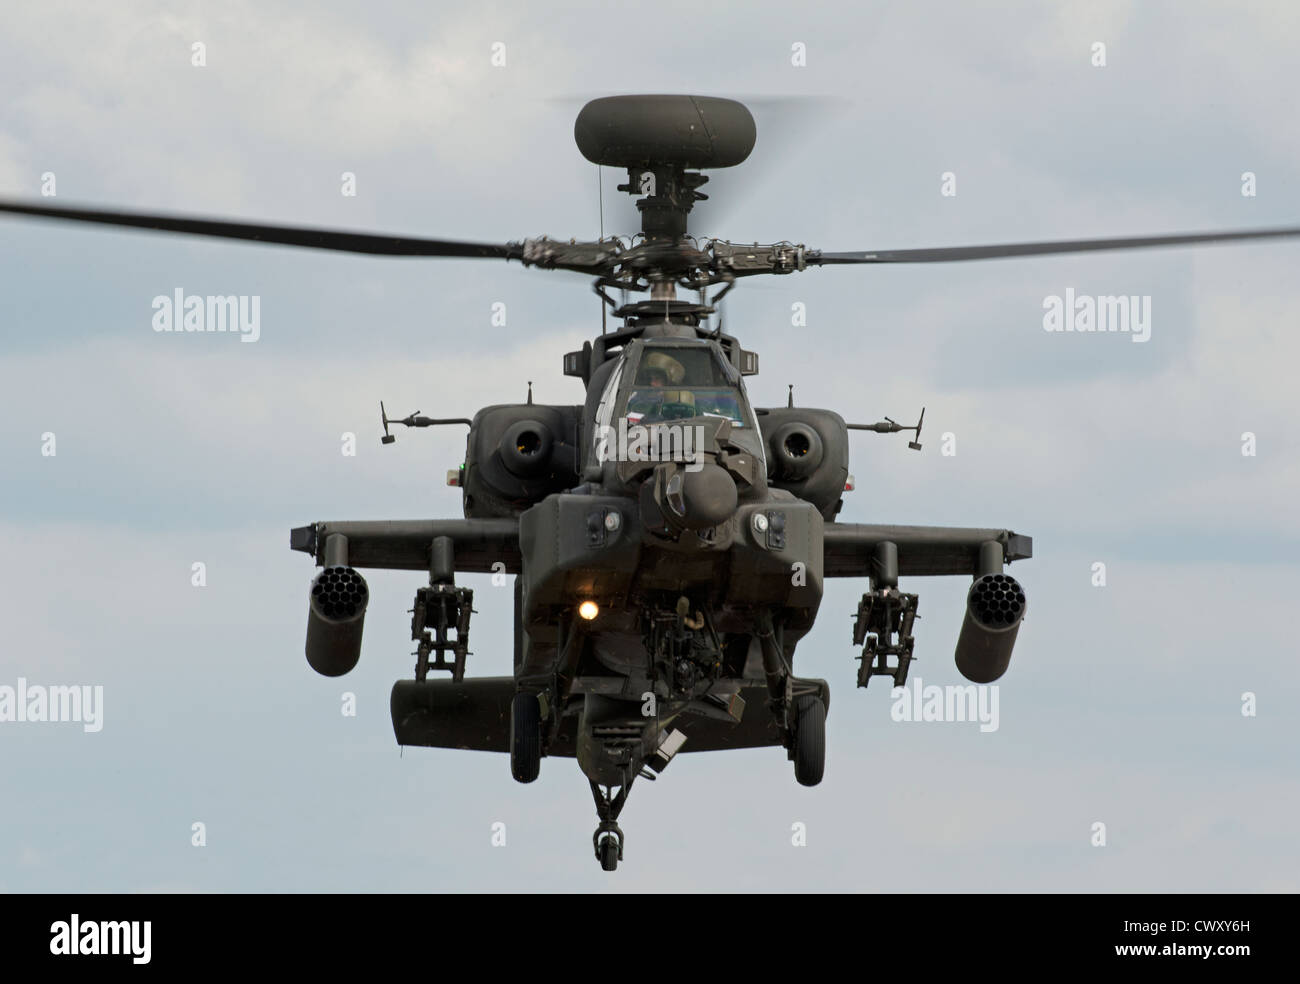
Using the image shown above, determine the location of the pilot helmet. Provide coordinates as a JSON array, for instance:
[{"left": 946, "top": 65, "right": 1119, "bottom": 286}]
[{"left": 640, "top": 350, "right": 686, "bottom": 385}]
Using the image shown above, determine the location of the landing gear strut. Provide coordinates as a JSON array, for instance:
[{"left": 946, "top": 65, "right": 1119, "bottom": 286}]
[
  {"left": 755, "top": 611, "right": 829, "bottom": 786},
  {"left": 590, "top": 778, "right": 634, "bottom": 872}
]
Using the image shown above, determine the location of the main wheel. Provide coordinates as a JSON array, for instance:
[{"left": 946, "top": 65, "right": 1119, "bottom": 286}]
[
  {"left": 792, "top": 695, "right": 826, "bottom": 787},
  {"left": 510, "top": 692, "right": 541, "bottom": 783},
  {"left": 598, "top": 835, "right": 619, "bottom": 872}
]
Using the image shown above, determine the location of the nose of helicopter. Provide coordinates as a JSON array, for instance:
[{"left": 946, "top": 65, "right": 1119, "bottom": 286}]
[{"left": 660, "top": 461, "right": 738, "bottom": 531}]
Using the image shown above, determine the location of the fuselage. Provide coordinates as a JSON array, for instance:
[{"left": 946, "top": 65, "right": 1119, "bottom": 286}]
[{"left": 498, "top": 323, "right": 837, "bottom": 783}]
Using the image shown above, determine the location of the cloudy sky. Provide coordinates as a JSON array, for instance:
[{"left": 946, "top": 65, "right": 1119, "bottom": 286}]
[{"left": 1, "top": 0, "right": 1297, "bottom": 892}]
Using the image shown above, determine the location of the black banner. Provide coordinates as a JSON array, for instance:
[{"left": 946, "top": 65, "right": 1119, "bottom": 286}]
[{"left": 0, "top": 893, "right": 1279, "bottom": 971}]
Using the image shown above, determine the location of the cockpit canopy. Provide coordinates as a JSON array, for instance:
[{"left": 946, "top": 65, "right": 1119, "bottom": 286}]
[
  {"left": 587, "top": 338, "right": 766, "bottom": 476},
  {"left": 622, "top": 344, "right": 752, "bottom": 429}
]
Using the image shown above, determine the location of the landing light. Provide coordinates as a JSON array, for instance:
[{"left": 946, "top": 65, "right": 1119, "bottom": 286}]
[{"left": 578, "top": 601, "right": 599, "bottom": 621}]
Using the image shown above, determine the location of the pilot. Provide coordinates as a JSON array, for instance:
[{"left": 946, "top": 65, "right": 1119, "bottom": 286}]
[
  {"left": 636, "top": 351, "right": 686, "bottom": 386},
  {"left": 627, "top": 386, "right": 696, "bottom": 420},
  {"left": 628, "top": 355, "right": 698, "bottom": 420}
]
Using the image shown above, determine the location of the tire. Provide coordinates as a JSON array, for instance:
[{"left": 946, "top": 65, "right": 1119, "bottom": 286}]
[
  {"left": 793, "top": 695, "right": 826, "bottom": 787},
  {"left": 510, "top": 692, "right": 541, "bottom": 783},
  {"left": 599, "top": 836, "right": 619, "bottom": 872}
]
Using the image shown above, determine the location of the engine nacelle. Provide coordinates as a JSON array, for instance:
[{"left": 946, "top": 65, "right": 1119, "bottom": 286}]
[
  {"left": 462, "top": 404, "right": 580, "bottom": 517},
  {"left": 305, "top": 565, "right": 368, "bottom": 677},
  {"left": 758, "top": 407, "right": 848, "bottom": 519},
  {"left": 953, "top": 572, "right": 1026, "bottom": 684}
]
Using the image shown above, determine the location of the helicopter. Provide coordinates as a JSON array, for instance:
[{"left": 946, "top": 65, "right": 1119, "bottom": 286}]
[{"left": 5, "top": 94, "right": 1299, "bottom": 872}]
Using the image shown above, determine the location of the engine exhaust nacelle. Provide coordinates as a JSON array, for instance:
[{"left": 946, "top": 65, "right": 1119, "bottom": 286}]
[
  {"left": 305, "top": 565, "right": 369, "bottom": 677},
  {"left": 954, "top": 572, "right": 1026, "bottom": 684}
]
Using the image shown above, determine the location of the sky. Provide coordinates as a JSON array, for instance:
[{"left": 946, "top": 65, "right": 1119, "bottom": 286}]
[{"left": 1, "top": 0, "right": 1297, "bottom": 892}]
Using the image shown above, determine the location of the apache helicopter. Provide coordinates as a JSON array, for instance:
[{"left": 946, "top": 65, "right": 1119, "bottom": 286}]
[{"left": 5, "top": 94, "right": 1300, "bottom": 871}]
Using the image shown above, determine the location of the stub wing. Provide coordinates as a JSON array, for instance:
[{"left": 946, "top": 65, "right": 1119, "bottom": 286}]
[
  {"left": 823, "top": 523, "right": 1032, "bottom": 578},
  {"left": 290, "top": 519, "right": 520, "bottom": 573}
]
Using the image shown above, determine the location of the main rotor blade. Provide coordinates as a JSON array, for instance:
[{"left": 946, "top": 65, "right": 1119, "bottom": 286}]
[
  {"left": 809, "top": 226, "right": 1300, "bottom": 265},
  {"left": 0, "top": 198, "right": 524, "bottom": 259}
]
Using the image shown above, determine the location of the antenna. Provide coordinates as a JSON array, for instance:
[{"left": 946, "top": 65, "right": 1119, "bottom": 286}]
[
  {"left": 846, "top": 407, "right": 926, "bottom": 452},
  {"left": 378, "top": 401, "right": 472, "bottom": 445},
  {"left": 908, "top": 407, "right": 925, "bottom": 451}
]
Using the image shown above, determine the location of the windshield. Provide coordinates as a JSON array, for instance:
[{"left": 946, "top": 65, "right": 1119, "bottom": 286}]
[
  {"left": 625, "top": 386, "right": 747, "bottom": 425},
  {"left": 622, "top": 346, "right": 751, "bottom": 427}
]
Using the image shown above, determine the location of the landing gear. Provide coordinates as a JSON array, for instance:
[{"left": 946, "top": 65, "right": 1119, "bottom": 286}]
[
  {"left": 754, "top": 611, "right": 830, "bottom": 788},
  {"left": 510, "top": 692, "right": 541, "bottom": 783},
  {"left": 792, "top": 694, "right": 826, "bottom": 787},
  {"left": 596, "top": 827, "right": 622, "bottom": 871},
  {"left": 590, "top": 779, "right": 633, "bottom": 871}
]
